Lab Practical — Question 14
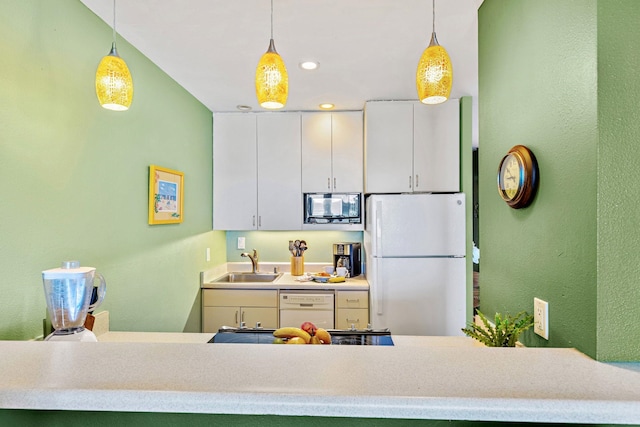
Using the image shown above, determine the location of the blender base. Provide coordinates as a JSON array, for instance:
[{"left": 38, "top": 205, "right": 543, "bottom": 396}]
[{"left": 45, "top": 329, "right": 98, "bottom": 342}]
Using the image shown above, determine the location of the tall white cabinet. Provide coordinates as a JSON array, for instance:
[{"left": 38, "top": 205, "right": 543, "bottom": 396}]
[
  {"left": 213, "top": 113, "right": 301, "bottom": 230},
  {"left": 364, "top": 100, "right": 460, "bottom": 194},
  {"left": 301, "top": 111, "right": 363, "bottom": 193}
]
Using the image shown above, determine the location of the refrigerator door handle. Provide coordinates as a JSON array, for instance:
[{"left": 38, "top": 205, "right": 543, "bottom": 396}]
[
  {"left": 375, "top": 258, "right": 384, "bottom": 316},
  {"left": 375, "top": 200, "right": 383, "bottom": 256}
]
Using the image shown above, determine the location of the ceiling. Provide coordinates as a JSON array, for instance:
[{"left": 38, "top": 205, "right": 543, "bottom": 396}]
[{"left": 80, "top": 0, "right": 483, "bottom": 146}]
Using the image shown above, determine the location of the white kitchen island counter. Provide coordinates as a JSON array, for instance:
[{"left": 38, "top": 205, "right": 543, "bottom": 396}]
[{"left": 1, "top": 336, "right": 640, "bottom": 425}]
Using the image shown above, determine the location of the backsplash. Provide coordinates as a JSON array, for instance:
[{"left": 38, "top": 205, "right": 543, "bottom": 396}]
[{"left": 225, "top": 231, "right": 363, "bottom": 263}]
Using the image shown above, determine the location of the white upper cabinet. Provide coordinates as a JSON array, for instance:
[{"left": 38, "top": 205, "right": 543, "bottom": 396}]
[
  {"left": 364, "top": 102, "right": 414, "bottom": 193},
  {"left": 301, "top": 113, "right": 332, "bottom": 192},
  {"left": 213, "top": 113, "right": 301, "bottom": 230},
  {"left": 364, "top": 100, "right": 460, "bottom": 194},
  {"left": 256, "top": 113, "right": 302, "bottom": 230},
  {"left": 302, "top": 111, "right": 363, "bottom": 193},
  {"left": 413, "top": 101, "right": 460, "bottom": 192},
  {"left": 213, "top": 114, "right": 257, "bottom": 230},
  {"left": 331, "top": 112, "right": 363, "bottom": 192}
]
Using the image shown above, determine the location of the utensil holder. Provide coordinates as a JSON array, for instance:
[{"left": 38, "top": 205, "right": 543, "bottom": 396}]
[{"left": 291, "top": 256, "right": 304, "bottom": 276}]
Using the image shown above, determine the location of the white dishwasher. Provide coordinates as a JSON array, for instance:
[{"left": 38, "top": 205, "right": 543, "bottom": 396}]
[{"left": 279, "top": 291, "right": 335, "bottom": 329}]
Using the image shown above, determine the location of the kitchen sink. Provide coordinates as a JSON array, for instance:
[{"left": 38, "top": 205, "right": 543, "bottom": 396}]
[{"left": 212, "top": 272, "right": 283, "bottom": 283}]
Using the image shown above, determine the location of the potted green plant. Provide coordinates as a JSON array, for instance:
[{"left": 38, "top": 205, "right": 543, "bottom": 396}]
[{"left": 462, "top": 310, "right": 534, "bottom": 347}]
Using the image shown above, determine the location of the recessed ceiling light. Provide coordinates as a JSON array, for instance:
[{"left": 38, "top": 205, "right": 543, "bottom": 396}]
[
  {"left": 299, "top": 61, "right": 319, "bottom": 71},
  {"left": 319, "top": 103, "right": 334, "bottom": 110},
  {"left": 236, "top": 105, "right": 252, "bottom": 111}
]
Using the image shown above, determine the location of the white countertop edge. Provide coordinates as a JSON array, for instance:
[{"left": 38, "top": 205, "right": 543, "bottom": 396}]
[
  {"left": 3, "top": 338, "right": 640, "bottom": 424},
  {"left": 5, "top": 391, "right": 640, "bottom": 424}
]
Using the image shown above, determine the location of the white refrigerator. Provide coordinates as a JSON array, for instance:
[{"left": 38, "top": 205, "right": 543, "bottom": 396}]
[{"left": 364, "top": 194, "right": 466, "bottom": 336}]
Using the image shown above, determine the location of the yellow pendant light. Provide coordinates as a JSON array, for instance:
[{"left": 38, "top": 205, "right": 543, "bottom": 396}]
[
  {"left": 95, "top": 0, "right": 133, "bottom": 111},
  {"left": 416, "top": 0, "right": 452, "bottom": 105},
  {"left": 255, "top": 0, "right": 288, "bottom": 109}
]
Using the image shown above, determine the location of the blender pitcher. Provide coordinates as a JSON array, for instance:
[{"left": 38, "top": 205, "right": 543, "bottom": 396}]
[{"left": 42, "top": 261, "right": 106, "bottom": 339}]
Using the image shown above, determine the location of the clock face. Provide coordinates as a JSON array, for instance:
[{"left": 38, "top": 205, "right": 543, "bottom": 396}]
[
  {"left": 499, "top": 153, "right": 522, "bottom": 200},
  {"left": 496, "top": 145, "right": 539, "bottom": 209}
]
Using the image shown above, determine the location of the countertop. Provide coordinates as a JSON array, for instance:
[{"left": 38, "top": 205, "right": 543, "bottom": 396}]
[
  {"left": 201, "top": 263, "right": 369, "bottom": 291},
  {"left": 2, "top": 334, "right": 640, "bottom": 424}
]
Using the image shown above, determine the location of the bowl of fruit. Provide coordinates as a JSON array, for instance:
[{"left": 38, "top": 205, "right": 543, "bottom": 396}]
[{"left": 272, "top": 322, "right": 332, "bottom": 344}]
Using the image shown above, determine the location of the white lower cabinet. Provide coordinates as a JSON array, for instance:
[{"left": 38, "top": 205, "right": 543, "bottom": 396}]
[
  {"left": 202, "top": 289, "right": 278, "bottom": 333},
  {"left": 335, "top": 290, "right": 369, "bottom": 329}
]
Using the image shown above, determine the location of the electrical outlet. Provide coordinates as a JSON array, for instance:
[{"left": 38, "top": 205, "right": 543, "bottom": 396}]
[
  {"left": 237, "top": 237, "right": 246, "bottom": 250},
  {"left": 534, "top": 297, "right": 549, "bottom": 340},
  {"left": 206, "top": 248, "right": 211, "bottom": 262}
]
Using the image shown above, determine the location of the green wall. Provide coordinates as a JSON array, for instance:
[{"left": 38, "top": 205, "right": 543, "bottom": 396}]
[
  {"left": 0, "top": 0, "right": 226, "bottom": 339},
  {"left": 479, "top": 0, "right": 640, "bottom": 361},
  {"left": 596, "top": 0, "right": 640, "bottom": 361}
]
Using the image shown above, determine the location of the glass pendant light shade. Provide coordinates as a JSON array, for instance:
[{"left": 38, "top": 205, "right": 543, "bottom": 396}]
[
  {"left": 416, "top": 0, "right": 452, "bottom": 105},
  {"left": 416, "top": 33, "right": 452, "bottom": 105},
  {"left": 255, "top": 39, "right": 288, "bottom": 109},
  {"left": 255, "top": 0, "right": 288, "bottom": 109},
  {"left": 95, "top": 44, "right": 133, "bottom": 111}
]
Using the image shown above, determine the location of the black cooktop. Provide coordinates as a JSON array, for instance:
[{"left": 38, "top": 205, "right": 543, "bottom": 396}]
[{"left": 209, "top": 328, "right": 394, "bottom": 346}]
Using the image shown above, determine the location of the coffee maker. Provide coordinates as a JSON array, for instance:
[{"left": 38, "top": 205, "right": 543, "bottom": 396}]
[{"left": 333, "top": 242, "right": 362, "bottom": 277}]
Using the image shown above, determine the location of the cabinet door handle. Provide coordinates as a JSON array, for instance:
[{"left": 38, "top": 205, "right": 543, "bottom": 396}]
[
  {"left": 334, "top": 177, "right": 337, "bottom": 189},
  {"left": 235, "top": 310, "right": 239, "bottom": 324},
  {"left": 241, "top": 311, "right": 245, "bottom": 322},
  {"left": 346, "top": 318, "right": 360, "bottom": 323},
  {"left": 252, "top": 215, "right": 256, "bottom": 226},
  {"left": 415, "top": 174, "right": 419, "bottom": 188},
  {"left": 346, "top": 299, "right": 360, "bottom": 303},
  {"left": 409, "top": 176, "right": 412, "bottom": 189},
  {"left": 327, "top": 177, "right": 331, "bottom": 189},
  {"left": 258, "top": 216, "right": 261, "bottom": 227}
]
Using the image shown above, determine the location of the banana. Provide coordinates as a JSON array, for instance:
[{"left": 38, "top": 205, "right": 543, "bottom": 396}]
[
  {"left": 328, "top": 276, "right": 346, "bottom": 283},
  {"left": 315, "top": 328, "right": 332, "bottom": 344},
  {"left": 273, "top": 327, "right": 311, "bottom": 343},
  {"left": 309, "top": 335, "right": 322, "bottom": 344}
]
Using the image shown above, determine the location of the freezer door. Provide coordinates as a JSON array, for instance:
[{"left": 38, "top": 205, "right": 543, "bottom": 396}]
[
  {"left": 369, "top": 257, "right": 466, "bottom": 336},
  {"left": 366, "top": 194, "right": 465, "bottom": 257}
]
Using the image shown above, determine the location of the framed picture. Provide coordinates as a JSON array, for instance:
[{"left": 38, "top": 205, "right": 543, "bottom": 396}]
[{"left": 148, "top": 165, "right": 184, "bottom": 225}]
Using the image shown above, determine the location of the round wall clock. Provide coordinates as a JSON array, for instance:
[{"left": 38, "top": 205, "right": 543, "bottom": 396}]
[{"left": 497, "top": 145, "right": 539, "bottom": 209}]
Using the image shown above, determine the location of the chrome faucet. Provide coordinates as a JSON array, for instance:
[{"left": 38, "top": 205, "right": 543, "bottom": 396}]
[{"left": 241, "top": 249, "right": 259, "bottom": 273}]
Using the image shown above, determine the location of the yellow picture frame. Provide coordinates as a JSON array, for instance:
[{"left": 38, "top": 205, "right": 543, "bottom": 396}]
[{"left": 148, "top": 165, "right": 184, "bottom": 225}]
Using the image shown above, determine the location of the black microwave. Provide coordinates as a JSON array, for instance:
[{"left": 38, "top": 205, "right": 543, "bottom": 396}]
[{"left": 303, "top": 193, "right": 362, "bottom": 224}]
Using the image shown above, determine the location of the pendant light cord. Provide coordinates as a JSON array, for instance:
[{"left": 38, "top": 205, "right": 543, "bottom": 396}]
[
  {"left": 112, "top": 0, "right": 117, "bottom": 46},
  {"left": 270, "top": 0, "right": 274, "bottom": 39},
  {"left": 432, "top": 0, "right": 436, "bottom": 33}
]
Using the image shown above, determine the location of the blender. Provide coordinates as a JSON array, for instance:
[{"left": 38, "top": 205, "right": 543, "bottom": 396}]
[{"left": 42, "top": 261, "right": 106, "bottom": 342}]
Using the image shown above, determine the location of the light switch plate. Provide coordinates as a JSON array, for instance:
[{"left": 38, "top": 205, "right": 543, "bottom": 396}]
[
  {"left": 237, "top": 237, "right": 246, "bottom": 250},
  {"left": 534, "top": 297, "right": 549, "bottom": 340}
]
